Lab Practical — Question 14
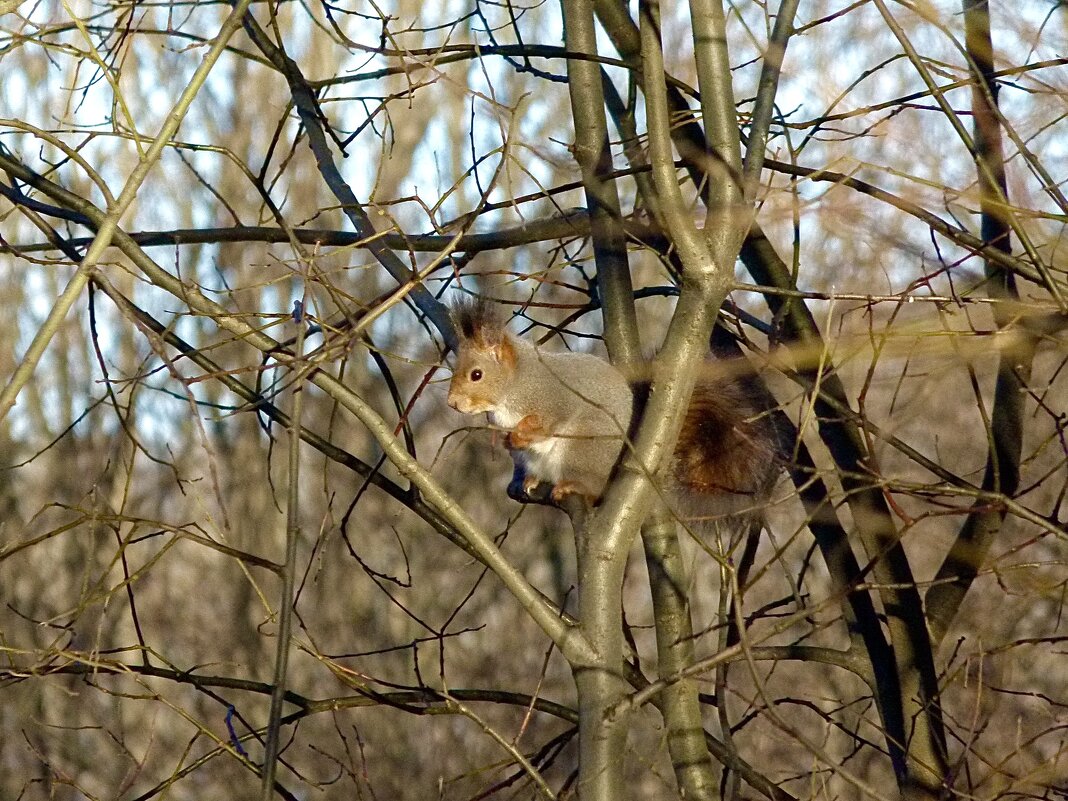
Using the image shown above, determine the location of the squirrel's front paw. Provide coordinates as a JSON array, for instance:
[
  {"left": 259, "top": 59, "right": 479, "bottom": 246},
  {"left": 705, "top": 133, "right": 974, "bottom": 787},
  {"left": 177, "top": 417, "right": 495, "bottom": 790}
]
[
  {"left": 505, "top": 430, "right": 529, "bottom": 451},
  {"left": 507, "top": 413, "right": 546, "bottom": 450}
]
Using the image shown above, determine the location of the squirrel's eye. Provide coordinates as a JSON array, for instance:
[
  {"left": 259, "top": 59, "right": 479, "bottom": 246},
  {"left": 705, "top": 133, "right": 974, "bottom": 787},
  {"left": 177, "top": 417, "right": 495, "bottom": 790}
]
[{"left": 470, "top": 368, "right": 483, "bottom": 382}]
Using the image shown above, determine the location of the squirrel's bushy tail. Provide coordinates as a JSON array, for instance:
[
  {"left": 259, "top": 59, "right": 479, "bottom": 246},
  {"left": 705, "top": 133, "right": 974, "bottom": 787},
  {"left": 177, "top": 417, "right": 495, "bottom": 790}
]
[
  {"left": 673, "top": 379, "right": 781, "bottom": 503},
  {"left": 632, "top": 369, "right": 783, "bottom": 528}
]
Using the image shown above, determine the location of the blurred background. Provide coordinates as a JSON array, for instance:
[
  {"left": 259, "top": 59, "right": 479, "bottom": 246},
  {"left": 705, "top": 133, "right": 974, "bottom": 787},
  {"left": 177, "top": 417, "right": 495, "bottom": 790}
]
[{"left": 0, "top": 1, "right": 1065, "bottom": 798}]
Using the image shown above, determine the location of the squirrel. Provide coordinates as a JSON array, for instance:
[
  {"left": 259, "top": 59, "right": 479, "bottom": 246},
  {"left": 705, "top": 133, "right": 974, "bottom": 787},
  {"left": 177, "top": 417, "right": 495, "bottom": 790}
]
[{"left": 446, "top": 297, "right": 780, "bottom": 522}]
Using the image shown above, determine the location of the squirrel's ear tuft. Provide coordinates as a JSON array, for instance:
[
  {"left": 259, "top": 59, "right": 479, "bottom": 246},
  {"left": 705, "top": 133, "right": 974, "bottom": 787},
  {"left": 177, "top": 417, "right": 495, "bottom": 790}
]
[{"left": 451, "top": 295, "right": 504, "bottom": 346}]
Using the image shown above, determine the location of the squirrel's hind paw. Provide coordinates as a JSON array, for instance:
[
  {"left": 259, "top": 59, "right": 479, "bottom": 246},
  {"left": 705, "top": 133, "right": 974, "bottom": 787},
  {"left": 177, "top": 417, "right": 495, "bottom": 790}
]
[
  {"left": 507, "top": 474, "right": 553, "bottom": 504},
  {"left": 507, "top": 474, "right": 595, "bottom": 507},
  {"left": 550, "top": 480, "right": 597, "bottom": 505}
]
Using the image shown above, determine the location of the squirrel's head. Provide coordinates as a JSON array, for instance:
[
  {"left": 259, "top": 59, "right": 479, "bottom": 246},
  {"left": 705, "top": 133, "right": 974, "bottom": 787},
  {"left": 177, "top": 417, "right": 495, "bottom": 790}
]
[{"left": 447, "top": 297, "right": 518, "bottom": 415}]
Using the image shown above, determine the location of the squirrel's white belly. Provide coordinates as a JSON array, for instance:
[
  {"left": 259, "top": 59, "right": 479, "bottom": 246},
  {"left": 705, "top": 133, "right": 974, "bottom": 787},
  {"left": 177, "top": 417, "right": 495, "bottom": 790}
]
[{"left": 525, "top": 437, "right": 567, "bottom": 482}]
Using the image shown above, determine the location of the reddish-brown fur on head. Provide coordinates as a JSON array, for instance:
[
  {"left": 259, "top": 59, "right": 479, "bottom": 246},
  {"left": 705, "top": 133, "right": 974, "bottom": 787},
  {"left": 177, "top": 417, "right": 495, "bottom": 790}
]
[{"left": 447, "top": 296, "right": 520, "bottom": 414}]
